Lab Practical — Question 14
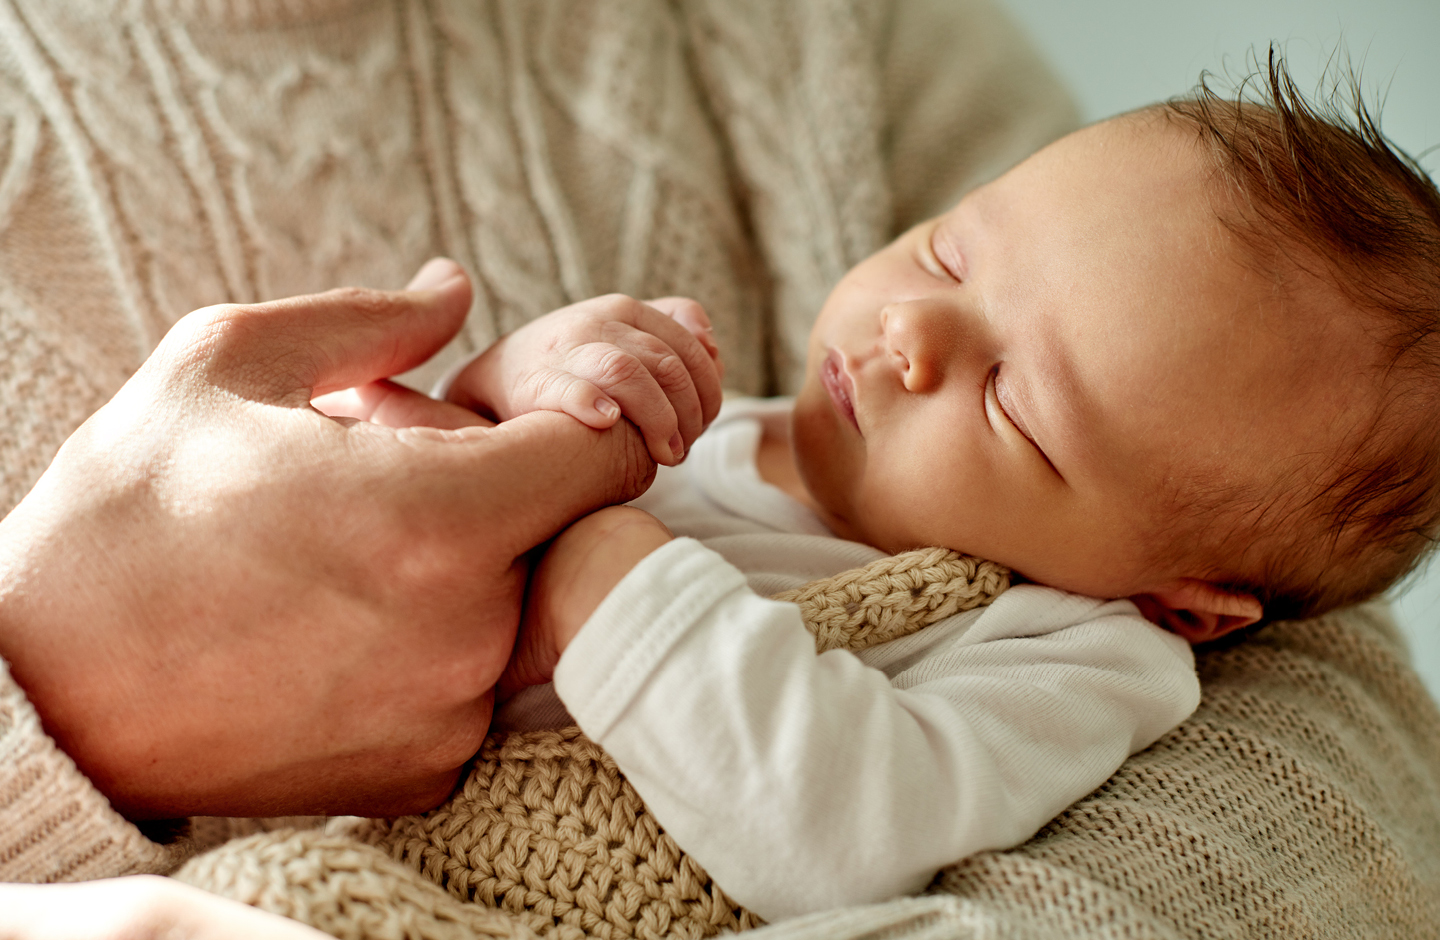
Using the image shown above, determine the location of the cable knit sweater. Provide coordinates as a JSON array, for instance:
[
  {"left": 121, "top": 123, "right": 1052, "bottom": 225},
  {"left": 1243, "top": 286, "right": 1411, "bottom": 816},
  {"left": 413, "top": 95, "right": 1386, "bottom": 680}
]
[{"left": 1, "top": 0, "right": 1438, "bottom": 937}]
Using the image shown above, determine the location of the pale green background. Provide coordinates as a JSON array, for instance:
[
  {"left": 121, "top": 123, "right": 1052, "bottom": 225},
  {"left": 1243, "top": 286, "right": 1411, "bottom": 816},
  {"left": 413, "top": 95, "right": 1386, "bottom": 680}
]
[{"left": 998, "top": 0, "right": 1440, "bottom": 698}]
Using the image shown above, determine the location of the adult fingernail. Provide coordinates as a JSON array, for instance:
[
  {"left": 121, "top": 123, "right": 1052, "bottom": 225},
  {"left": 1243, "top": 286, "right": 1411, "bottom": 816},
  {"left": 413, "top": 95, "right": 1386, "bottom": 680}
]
[
  {"left": 407, "top": 257, "right": 462, "bottom": 291},
  {"left": 596, "top": 398, "right": 619, "bottom": 419},
  {"left": 669, "top": 432, "right": 685, "bottom": 461}
]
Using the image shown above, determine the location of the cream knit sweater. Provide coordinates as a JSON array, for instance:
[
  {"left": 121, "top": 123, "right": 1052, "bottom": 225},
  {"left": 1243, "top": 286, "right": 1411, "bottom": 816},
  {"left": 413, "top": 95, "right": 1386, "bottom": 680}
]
[{"left": 0, "top": 0, "right": 1437, "bottom": 936}]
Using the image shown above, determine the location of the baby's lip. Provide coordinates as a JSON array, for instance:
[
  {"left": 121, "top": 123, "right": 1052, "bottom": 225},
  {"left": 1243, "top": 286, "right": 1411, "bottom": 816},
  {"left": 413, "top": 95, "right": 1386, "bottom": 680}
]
[{"left": 820, "top": 350, "right": 860, "bottom": 434}]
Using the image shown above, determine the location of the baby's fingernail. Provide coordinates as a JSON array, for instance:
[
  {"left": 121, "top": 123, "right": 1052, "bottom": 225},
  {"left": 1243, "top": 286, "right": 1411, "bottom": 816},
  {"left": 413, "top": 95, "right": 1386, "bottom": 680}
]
[
  {"left": 407, "top": 257, "right": 462, "bottom": 291},
  {"left": 669, "top": 432, "right": 685, "bottom": 461},
  {"left": 596, "top": 398, "right": 619, "bottom": 419}
]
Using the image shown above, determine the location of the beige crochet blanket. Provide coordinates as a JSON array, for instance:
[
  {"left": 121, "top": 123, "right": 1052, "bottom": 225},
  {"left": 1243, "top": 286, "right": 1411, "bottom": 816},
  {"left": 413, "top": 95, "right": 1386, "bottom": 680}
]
[
  {"left": 172, "top": 594, "right": 1440, "bottom": 940},
  {"left": 0, "top": 0, "right": 1437, "bottom": 936},
  {"left": 177, "top": 550, "right": 1013, "bottom": 940},
  {"left": 173, "top": 598, "right": 1440, "bottom": 939}
]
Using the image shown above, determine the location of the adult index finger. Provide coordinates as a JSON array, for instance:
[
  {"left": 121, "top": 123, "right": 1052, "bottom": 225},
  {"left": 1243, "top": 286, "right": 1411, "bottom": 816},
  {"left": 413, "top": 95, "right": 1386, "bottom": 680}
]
[{"left": 390, "top": 410, "right": 657, "bottom": 562}]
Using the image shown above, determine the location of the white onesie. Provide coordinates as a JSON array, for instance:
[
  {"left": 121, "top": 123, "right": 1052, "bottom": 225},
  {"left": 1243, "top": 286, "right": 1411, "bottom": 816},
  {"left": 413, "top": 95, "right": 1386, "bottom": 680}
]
[{"left": 494, "top": 397, "right": 1200, "bottom": 921}]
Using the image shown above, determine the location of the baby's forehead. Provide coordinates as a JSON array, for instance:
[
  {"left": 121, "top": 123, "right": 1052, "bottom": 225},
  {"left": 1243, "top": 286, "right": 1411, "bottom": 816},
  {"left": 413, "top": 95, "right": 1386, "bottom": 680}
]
[{"left": 1120, "top": 294, "right": 1383, "bottom": 496}]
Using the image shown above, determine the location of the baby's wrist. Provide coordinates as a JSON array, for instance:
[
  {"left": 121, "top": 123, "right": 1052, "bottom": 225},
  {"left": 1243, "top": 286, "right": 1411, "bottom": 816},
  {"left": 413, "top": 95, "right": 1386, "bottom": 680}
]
[
  {"left": 550, "top": 509, "right": 673, "bottom": 656},
  {"left": 441, "top": 345, "right": 506, "bottom": 422}
]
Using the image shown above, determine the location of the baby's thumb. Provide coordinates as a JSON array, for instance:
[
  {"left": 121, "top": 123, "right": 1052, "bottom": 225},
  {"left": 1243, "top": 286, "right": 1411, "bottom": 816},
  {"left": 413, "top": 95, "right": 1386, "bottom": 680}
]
[{"left": 647, "top": 296, "right": 718, "bottom": 360}]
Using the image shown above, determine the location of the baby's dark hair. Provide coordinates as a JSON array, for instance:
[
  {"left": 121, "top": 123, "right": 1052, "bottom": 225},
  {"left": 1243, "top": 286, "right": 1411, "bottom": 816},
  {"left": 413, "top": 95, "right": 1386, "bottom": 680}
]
[{"left": 1158, "top": 48, "right": 1440, "bottom": 622}]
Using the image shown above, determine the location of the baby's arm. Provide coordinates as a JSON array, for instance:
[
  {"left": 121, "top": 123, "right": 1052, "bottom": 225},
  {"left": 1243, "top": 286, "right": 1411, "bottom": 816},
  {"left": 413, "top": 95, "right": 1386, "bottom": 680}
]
[
  {"left": 445, "top": 295, "right": 723, "bottom": 465},
  {"left": 499, "top": 506, "right": 673, "bottom": 700},
  {"left": 509, "top": 520, "right": 1200, "bottom": 921}
]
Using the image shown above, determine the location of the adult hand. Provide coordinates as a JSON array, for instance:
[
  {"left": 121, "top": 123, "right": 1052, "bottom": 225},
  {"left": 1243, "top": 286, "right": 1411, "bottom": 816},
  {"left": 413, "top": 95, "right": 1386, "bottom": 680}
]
[
  {"left": 0, "top": 877, "right": 329, "bottom": 940},
  {"left": 0, "top": 260, "right": 654, "bottom": 820}
]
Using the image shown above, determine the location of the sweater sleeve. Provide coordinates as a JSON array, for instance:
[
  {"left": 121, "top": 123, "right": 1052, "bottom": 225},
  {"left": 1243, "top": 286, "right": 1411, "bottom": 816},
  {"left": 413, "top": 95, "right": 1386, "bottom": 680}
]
[
  {"left": 0, "top": 659, "right": 187, "bottom": 881},
  {"left": 553, "top": 538, "right": 1200, "bottom": 921}
]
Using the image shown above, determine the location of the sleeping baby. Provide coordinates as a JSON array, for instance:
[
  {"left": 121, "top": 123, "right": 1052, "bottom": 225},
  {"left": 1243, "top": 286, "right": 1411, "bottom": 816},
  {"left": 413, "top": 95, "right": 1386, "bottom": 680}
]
[{"left": 425, "top": 62, "right": 1440, "bottom": 921}]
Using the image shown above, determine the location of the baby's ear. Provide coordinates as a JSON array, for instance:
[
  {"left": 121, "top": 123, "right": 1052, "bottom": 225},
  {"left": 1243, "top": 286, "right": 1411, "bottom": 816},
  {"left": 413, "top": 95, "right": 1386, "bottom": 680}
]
[{"left": 1129, "top": 578, "right": 1262, "bottom": 644}]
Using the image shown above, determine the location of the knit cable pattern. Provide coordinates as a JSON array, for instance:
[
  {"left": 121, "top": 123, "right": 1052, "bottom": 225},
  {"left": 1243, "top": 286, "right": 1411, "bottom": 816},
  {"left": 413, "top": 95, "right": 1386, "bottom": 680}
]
[{"left": 176, "top": 549, "right": 1009, "bottom": 939}]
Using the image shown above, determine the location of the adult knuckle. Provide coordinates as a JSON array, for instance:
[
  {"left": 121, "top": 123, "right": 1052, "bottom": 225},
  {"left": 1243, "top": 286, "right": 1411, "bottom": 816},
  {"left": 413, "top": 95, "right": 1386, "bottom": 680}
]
[
  {"left": 321, "top": 285, "right": 387, "bottom": 315},
  {"left": 418, "top": 723, "right": 488, "bottom": 777},
  {"left": 168, "top": 303, "right": 245, "bottom": 352},
  {"left": 154, "top": 303, "right": 268, "bottom": 382}
]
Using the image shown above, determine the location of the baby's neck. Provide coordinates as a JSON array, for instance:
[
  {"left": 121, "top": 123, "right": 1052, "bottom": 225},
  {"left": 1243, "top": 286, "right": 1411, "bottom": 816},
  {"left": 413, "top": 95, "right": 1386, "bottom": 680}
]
[{"left": 756, "top": 420, "right": 823, "bottom": 515}]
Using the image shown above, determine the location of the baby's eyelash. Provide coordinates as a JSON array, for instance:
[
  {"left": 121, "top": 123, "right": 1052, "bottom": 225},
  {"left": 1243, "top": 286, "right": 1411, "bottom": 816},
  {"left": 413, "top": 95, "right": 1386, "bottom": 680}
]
[
  {"left": 989, "top": 366, "right": 1062, "bottom": 477},
  {"left": 927, "top": 226, "right": 967, "bottom": 282},
  {"left": 924, "top": 229, "right": 961, "bottom": 282},
  {"left": 986, "top": 366, "right": 1021, "bottom": 435}
]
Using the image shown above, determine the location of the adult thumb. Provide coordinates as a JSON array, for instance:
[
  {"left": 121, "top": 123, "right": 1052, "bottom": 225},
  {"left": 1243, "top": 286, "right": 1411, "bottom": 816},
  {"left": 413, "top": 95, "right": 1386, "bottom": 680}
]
[{"left": 170, "top": 258, "right": 474, "bottom": 405}]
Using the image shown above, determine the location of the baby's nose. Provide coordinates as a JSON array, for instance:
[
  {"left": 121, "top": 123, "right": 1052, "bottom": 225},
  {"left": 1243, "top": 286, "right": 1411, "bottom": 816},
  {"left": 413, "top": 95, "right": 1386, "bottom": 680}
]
[{"left": 881, "top": 301, "right": 949, "bottom": 393}]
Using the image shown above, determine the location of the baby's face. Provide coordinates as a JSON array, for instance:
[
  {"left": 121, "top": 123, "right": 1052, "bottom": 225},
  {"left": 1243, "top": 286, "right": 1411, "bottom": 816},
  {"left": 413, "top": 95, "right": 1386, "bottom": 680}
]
[{"left": 792, "top": 115, "right": 1374, "bottom": 599}]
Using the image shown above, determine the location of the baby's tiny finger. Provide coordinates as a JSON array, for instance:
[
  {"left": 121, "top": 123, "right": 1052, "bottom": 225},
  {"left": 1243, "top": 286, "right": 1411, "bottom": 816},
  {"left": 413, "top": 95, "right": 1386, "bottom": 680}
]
[
  {"left": 515, "top": 368, "right": 624, "bottom": 430},
  {"left": 603, "top": 325, "right": 704, "bottom": 450},
  {"left": 627, "top": 302, "right": 723, "bottom": 429},
  {"left": 560, "top": 343, "right": 683, "bottom": 464},
  {"left": 647, "top": 297, "right": 718, "bottom": 358},
  {"left": 563, "top": 378, "right": 624, "bottom": 429}
]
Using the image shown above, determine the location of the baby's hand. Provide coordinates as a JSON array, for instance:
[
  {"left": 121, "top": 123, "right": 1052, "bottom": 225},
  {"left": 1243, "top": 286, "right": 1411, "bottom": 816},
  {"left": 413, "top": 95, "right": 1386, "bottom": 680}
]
[
  {"left": 447, "top": 295, "right": 723, "bottom": 465},
  {"left": 499, "top": 506, "right": 672, "bottom": 698}
]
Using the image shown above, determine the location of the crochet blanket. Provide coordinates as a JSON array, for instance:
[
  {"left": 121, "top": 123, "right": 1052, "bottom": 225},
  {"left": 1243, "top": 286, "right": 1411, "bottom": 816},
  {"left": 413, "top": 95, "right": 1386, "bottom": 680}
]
[
  {"left": 176, "top": 550, "right": 1013, "bottom": 939},
  {"left": 175, "top": 591, "right": 1440, "bottom": 940},
  {"left": 172, "top": 555, "right": 1440, "bottom": 940}
]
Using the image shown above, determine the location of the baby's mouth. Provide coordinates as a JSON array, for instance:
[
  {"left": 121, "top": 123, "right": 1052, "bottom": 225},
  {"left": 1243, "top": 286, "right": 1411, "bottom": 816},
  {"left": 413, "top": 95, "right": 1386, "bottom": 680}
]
[{"left": 820, "top": 350, "right": 860, "bottom": 433}]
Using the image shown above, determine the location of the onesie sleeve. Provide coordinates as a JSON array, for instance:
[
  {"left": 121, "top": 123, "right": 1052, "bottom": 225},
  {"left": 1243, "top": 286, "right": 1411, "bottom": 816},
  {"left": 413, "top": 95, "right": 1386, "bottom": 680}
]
[
  {"left": 0, "top": 659, "right": 186, "bottom": 881},
  {"left": 554, "top": 538, "right": 1200, "bottom": 921}
]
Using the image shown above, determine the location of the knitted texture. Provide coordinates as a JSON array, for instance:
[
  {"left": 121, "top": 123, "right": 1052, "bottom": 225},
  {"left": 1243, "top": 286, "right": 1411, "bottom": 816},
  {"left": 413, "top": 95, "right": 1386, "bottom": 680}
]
[
  {"left": 357, "top": 728, "right": 758, "bottom": 940},
  {"left": 176, "top": 830, "right": 539, "bottom": 940},
  {"left": 913, "top": 603, "right": 1440, "bottom": 940},
  {"left": 773, "top": 548, "right": 1010, "bottom": 653},
  {"left": 177, "top": 549, "right": 1009, "bottom": 940}
]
